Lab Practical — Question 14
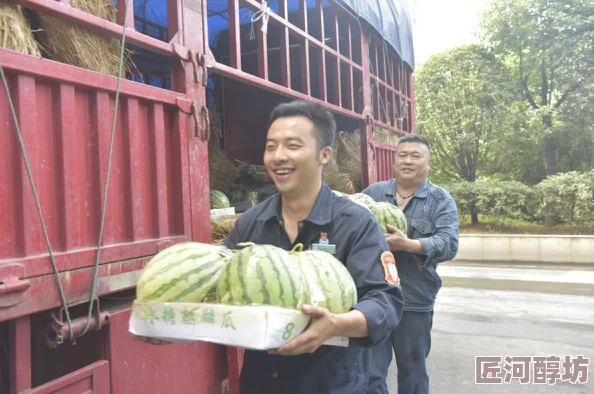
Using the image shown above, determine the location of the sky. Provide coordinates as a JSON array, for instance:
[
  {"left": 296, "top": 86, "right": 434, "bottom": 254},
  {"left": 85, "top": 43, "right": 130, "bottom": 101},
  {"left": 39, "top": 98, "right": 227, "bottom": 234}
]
[{"left": 410, "top": 0, "right": 494, "bottom": 67}]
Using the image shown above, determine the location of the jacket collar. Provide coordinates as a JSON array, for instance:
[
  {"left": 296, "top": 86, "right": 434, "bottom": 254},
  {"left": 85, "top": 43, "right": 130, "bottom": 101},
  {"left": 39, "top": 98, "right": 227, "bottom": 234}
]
[
  {"left": 256, "top": 182, "right": 333, "bottom": 225},
  {"left": 386, "top": 178, "right": 430, "bottom": 199}
]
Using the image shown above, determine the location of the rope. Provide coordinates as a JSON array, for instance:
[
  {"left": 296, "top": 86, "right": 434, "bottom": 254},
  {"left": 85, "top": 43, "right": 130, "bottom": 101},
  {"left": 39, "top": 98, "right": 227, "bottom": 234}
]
[
  {"left": 79, "top": 0, "right": 131, "bottom": 338},
  {"left": 249, "top": 1, "right": 271, "bottom": 41},
  {"left": 0, "top": 47, "right": 75, "bottom": 338}
]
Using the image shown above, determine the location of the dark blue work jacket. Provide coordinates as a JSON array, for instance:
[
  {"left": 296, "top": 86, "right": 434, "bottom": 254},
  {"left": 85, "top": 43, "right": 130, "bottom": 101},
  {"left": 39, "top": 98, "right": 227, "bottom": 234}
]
[{"left": 224, "top": 183, "right": 404, "bottom": 394}]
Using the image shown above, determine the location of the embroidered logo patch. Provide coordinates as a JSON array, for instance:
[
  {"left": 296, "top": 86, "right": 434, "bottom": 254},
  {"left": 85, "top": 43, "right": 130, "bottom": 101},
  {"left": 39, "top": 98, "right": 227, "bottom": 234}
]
[{"left": 381, "top": 251, "right": 400, "bottom": 285}]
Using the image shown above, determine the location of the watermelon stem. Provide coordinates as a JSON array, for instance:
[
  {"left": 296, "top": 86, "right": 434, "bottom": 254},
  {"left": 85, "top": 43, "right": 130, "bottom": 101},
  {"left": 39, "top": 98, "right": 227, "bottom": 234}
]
[{"left": 291, "top": 243, "right": 304, "bottom": 252}]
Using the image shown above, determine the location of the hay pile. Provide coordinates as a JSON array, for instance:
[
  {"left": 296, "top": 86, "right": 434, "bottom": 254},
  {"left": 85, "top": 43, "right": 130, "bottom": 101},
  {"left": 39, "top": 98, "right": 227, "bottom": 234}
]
[
  {"left": 336, "top": 131, "right": 362, "bottom": 192},
  {"left": 372, "top": 126, "right": 399, "bottom": 146},
  {"left": 0, "top": 2, "right": 41, "bottom": 57},
  {"left": 211, "top": 214, "right": 240, "bottom": 243},
  {"left": 37, "top": 0, "right": 131, "bottom": 76},
  {"left": 323, "top": 156, "right": 356, "bottom": 194}
]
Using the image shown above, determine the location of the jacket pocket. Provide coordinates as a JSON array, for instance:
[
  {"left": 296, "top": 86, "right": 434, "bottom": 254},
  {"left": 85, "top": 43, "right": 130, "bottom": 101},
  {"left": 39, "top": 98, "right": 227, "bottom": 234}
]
[{"left": 411, "top": 218, "right": 434, "bottom": 236}]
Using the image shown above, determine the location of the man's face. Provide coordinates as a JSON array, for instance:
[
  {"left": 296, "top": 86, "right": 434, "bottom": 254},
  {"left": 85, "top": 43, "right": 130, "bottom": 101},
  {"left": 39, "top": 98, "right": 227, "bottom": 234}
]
[
  {"left": 393, "top": 142, "right": 431, "bottom": 185},
  {"left": 264, "top": 116, "right": 331, "bottom": 197}
]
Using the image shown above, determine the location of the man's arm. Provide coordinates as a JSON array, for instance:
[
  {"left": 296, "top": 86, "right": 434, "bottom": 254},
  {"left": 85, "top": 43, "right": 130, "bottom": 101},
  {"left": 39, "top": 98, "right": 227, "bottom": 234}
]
[{"left": 417, "top": 195, "right": 459, "bottom": 265}]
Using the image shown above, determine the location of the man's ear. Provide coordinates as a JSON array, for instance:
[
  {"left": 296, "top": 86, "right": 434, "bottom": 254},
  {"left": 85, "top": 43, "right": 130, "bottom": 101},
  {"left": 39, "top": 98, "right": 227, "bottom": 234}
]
[
  {"left": 319, "top": 146, "right": 333, "bottom": 165},
  {"left": 428, "top": 158, "right": 432, "bottom": 170}
]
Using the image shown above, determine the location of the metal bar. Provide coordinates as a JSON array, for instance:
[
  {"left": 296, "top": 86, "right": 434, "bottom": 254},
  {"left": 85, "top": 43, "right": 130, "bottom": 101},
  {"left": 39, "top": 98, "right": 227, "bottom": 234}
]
[
  {"left": 391, "top": 90, "right": 396, "bottom": 129},
  {"left": 241, "top": 0, "right": 362, "bottom": 72},
  {"left": 317, "top": 0, "right": 327, "bottom": 101},
  {"left": 210, "top": 63, "right": 363, "bottom": 120},
  {"left": 409, "top": 76, "right": 416, "bottom": 132},
  {"left": 0, "top": 49, "right": 183, "bottom": 105},
  {"left": 57, "top": 84, "right": 80, "bottom": 251},
  {"left": 348, "top": 65, "right": 354, "bottom": 111},
  {"left": 335, "top": 59, "right": 342, "bottom": 107},
  {"left": 125, "top": 98, "right": 144, "bottom": 241},
  {"left": 13, "top": 0, "right": 173, "bottom": 56},
  {"left": 279, "top": 0, "right": 291, "bottom": 88},
  {"left": 299, "top": 0, "right": 311, "bottom": 95},
  {"left": 228, "top": 0, "right": 241, "bottom": 70},
  {"left": 117, "top": 0, "right": 135, "bottom": 30},
  {"left": 15, "top": 74, "right": 40, "bottom": 258},
  {"left": 257, "top": 1, "right": 269, "bottom": 80},
  {"left": 347, "top": 20, "right": 353, "bottom": 60},
  {"left": 372, "top": 120, "right": 407, "bottom": 136},
  {"left": 359, "top": 32, "right": 376, "bottom": 188},
  {"left": 151, "top": 103, "right": 170, "bottom": 239},
  {"left": 300, "top": 0, "right": 308, "bottom": 34},
  {"left": 9, "top": 317, "right": 31, "bottom": 392},
  {"left": 334, "top": 6, "right": 340, "bottom": 52},
  {"left": 0, "top": 257, "right": 153, "bottom": 322}
]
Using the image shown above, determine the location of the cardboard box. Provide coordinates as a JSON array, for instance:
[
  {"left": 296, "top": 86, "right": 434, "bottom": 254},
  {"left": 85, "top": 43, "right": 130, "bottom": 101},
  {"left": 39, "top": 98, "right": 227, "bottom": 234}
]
[
  {"left": 210, "top": 207, "right": 236, "bottom": 219},
  {"left": 129, "top": 301, "right": 349, "bottom": 350}
]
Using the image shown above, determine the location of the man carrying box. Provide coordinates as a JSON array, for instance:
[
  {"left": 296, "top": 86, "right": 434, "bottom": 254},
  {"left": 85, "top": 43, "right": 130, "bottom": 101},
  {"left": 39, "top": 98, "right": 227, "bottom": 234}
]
[{"left": 224, "top": 100, "right": 404, "bottom": 394}]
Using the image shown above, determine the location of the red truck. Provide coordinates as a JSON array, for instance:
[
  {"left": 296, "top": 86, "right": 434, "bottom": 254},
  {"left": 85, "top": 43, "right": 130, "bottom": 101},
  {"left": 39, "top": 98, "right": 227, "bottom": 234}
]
[{"left": 0, "top": 0, "right": 415, "bottom": 393}]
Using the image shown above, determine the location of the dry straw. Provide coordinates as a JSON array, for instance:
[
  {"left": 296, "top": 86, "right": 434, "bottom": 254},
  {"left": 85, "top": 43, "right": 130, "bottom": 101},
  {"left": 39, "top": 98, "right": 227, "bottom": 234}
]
[
  {"left": 323, "top": 156, "right": 356, "bottom": 194},
  {"left": 37, "top": 0, "right": 131, "bottom": 76},
  {"left": 211, "top": 214, "right": 240, "bottom": 242},
  {"left": 0, "top": 2, "right": 42, "bottom": 57},
  {"left": 336, "top": 131, "right": 362, "bottom": 192}
]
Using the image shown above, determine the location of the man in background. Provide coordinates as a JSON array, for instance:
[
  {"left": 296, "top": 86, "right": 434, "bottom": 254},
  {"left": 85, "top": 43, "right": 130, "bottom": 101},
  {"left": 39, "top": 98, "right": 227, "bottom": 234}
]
[{"left": 364, "top": 134, "right": 459, "bottom": 394}]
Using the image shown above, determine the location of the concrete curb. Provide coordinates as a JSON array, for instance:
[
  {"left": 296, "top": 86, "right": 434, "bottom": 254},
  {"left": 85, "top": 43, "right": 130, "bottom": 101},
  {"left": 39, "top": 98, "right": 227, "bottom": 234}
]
[{"left": 454, "top": 235, "right": 594, "bottom": 264}]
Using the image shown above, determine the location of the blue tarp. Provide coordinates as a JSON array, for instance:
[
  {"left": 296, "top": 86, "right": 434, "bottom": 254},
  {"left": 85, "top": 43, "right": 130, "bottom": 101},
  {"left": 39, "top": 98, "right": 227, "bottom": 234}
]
[{"left": 129, "top": 0, "right": 415, "bottom": 70}]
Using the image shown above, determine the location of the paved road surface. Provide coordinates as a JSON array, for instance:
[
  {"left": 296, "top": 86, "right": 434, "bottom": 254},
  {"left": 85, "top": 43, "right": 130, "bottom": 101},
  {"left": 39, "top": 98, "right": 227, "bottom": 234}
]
[{"left": 385, "top": 261, "right": 594, "bottom": 393}]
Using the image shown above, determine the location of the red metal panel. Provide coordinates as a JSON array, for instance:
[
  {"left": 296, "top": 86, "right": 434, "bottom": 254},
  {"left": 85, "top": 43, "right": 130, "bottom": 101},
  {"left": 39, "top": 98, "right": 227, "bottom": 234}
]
[
  {"left": 106, "top": 307, "right": 227, "bottom": 394},
  {"left": 9, "top": 317, "right": 31, "bottom": 393},
  {"left": 1, "top": 256, "right": 159, "bottom": 321},
  {"left": 117, "top": 0, "right": 135, "bottom": 31},
  {"left": 27, "top": 361, "right": 110, "bottom": 394},
  {"left": 0, "top": 57, "right": 190, "bottom": 278}
]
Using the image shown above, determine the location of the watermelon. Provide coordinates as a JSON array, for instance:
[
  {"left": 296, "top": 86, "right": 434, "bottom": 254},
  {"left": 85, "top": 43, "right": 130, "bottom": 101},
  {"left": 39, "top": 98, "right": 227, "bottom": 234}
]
[
  {"left": 136, "top": 242, "right": 229, "bottom": 303},
  {"left": 210, "top": 190, "right": 230, "bottom": 209},
  {"left": 217, "top": 243, "right": 309, "bottom": 309},
  {"left": 290, "top": 244, "right": 357, "bottom": 314},
  {"left": 346, "top": 193, "right": 376, "bottom": 209},
  {"left": 369, "top": 201, "right": 408, "bottom": 234}
]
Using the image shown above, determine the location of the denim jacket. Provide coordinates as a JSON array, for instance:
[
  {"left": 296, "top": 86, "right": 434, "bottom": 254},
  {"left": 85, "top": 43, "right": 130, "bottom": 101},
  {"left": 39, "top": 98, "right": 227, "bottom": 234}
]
[{"left": 362, "top": 179, "right": 459, "bottom": 311}]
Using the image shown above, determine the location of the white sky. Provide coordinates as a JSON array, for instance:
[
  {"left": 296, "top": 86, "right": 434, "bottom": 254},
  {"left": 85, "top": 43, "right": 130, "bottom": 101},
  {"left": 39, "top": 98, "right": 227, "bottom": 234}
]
[{"left": 411, "top": 0, "right": 493, "bottom": 67}]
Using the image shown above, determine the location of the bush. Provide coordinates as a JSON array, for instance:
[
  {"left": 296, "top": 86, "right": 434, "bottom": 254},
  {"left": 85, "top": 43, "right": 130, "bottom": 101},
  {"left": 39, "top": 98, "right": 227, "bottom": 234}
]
[{"left": 440, "top": 171, "right": 594, "bottom": 225}]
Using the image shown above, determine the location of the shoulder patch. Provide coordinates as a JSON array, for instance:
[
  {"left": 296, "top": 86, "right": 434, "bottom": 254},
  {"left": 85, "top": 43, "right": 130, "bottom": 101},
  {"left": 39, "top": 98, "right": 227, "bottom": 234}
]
[{"left": 381, "top": 251, "right": 400, "bottom": 285}]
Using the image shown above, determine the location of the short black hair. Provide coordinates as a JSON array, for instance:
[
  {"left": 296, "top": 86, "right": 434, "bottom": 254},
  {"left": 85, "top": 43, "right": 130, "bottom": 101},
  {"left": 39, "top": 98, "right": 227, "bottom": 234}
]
[
  {"left": 398, "top": 133, "right": 431, "bottom": 151},
  {"left": 268, "top": 100, "right": 336, "bottom": 150}
]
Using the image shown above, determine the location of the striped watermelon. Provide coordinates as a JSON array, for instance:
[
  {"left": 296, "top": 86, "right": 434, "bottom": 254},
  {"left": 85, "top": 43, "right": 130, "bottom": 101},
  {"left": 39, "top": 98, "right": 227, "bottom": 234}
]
[
  {"left": 346, "top": 193, "right": 376, "bottom": 209},
  {"left": 369, "top": 201, "right": 408, "bottom": 234},
  {"left": 217, "top": 243, "right": 309, "bottom": 309},
  {"left": 210, "top": 190, "right": 230, "bottom": 209},
  {"left": 136, "top": 242, "right": 228, "bottom": 303},
  {"left": 290, "top": 244, "right": 357, "bottom": 314}
]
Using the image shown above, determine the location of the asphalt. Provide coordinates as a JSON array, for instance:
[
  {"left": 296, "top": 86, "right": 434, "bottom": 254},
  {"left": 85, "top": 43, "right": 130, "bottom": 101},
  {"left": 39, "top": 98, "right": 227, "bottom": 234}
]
[{"left": 385, "top": 261, "right": 594, "bottom": 393}]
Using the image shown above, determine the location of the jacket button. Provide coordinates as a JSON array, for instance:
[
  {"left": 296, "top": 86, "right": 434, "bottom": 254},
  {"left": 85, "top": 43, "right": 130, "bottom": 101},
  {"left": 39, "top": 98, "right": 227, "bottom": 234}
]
[
  {"left": 298, "top": 222, "right": 304, "bottom": 229},
  {"left": 272, "top": 372, "right": 279, "bottom": 378}
]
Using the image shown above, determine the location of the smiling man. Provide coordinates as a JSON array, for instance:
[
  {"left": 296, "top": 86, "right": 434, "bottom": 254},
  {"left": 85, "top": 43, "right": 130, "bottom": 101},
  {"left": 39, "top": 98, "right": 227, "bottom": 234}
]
[
  {"left": 363, "top": 134, "right": 459, "bottom": 394},
  {"left": 224, "top": 100, "right": 404, "bottom": 394}
]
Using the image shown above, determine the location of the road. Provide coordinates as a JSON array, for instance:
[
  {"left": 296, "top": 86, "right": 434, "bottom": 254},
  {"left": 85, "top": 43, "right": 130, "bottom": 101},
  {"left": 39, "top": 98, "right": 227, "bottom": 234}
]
[{"left": 386, "top": 261, "right": 594, "bottom": 393}]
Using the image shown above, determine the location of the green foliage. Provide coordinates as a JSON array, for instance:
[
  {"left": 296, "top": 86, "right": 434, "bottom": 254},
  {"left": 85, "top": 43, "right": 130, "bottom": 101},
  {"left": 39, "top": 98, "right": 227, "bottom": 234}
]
[
  {"left": 415, "top": 44, "right": 515, "bottom": 183},
  {"left": 442, "top": 170, "right": 594, "bottom": 225}
]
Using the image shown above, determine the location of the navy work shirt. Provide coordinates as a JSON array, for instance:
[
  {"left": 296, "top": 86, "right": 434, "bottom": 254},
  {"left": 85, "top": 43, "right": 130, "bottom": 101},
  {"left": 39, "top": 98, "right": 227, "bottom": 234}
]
[
  {"left": 224, "top": 183, "right": 404, "bottom": 394},
  {"left": 362, "top": 179, "right": 459, "bottom": 312}
]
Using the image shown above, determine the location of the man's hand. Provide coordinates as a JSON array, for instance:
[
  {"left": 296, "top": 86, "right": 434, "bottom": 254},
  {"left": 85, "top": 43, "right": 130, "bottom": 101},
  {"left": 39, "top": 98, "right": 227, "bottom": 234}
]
[
  {"left": 268, "top": 305, "right": 337, "bottom": 356},
  {"left": 385, "top": 224, "right": 424, "bottom": 254}
]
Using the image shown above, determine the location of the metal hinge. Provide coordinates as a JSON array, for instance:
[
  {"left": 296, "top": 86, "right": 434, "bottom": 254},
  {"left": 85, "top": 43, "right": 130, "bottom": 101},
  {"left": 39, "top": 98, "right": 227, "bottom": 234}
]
[
  {"left": 172, "top": 43, "right": 216, "bottom": 87},
  {"left": 0, "top": 264, "right": 30, "bottom": 308},
  {"left": 176, "top": 98, "right": 210, "bottom": 141}
]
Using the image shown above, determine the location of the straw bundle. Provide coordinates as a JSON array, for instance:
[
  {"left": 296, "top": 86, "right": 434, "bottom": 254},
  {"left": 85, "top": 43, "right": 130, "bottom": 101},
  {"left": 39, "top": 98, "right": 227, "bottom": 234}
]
[
  {"left": 37, "top": 0, "right": 131, "bottom": 76},
  {"left": 336, "top": 131, "right": 362, "bottom": 192},
  {"left": 323, "top": 156, "right": 356, "bottom": 194},
  {"left": 209, "top": 147, "right": 239, "bottom": 192},
  {"left": 0, "top": 2, "right": 41, "bottom": 57},
  {"left": 372, "top": 126, "right": 399, "bottom": 146},
  {"left": 211, "top": 214, "right": 240, "bottom": 242}
]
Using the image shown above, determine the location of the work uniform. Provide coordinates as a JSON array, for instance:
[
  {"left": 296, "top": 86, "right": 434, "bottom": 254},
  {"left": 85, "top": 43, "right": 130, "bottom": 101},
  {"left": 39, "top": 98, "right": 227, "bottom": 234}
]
[
  {"left": 363, "top": 179, "right": 459, "bottom": 394},
  {"left": 224, "top": 183, "right": 404, "bottom": 394}
]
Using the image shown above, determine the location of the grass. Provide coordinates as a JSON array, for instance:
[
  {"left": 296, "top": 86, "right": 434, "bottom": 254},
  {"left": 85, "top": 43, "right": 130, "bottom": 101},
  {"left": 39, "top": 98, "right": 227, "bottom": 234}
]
[{"left": 459, "top": 215, "right": 594, "bottom": 235}]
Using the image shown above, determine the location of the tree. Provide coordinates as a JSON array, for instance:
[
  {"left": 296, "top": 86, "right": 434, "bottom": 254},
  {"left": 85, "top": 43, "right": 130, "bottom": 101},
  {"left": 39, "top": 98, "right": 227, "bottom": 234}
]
[
  {"left": 479, "top": 0, "right": 594, "bottom": 178},
  {"left": 415, "top": 45, "right": 515, "bottom": 223}
]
